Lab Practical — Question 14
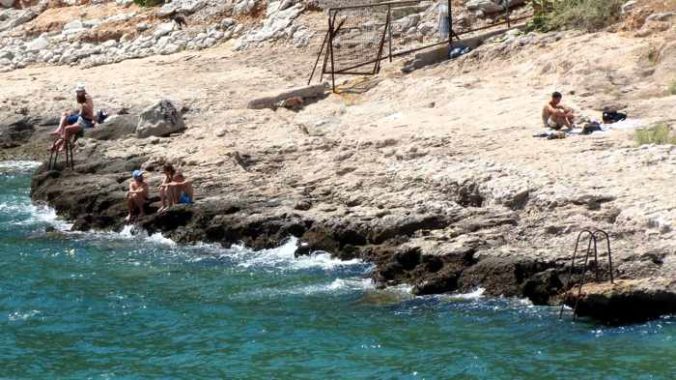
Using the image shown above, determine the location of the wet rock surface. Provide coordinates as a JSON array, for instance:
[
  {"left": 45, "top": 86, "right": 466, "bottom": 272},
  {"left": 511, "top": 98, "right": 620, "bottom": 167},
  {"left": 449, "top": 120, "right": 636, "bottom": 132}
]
[{"left": 27, "top": 144, "right": 675, "bottom": 325}]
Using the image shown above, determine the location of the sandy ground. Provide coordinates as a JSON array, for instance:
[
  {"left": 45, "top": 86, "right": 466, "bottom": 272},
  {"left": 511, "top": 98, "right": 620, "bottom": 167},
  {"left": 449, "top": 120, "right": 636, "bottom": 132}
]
[{"left": 2, "top": 26, "right": 675, "bottom": 284}]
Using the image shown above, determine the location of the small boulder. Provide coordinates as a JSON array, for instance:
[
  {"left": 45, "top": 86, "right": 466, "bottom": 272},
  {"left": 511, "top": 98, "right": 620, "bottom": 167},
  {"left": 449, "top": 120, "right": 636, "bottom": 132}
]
[
  {"left": 0, "top": 114, "right": 36, "bottom": 148},
  {"left": 87, "top": 114, "right": 138, "bottom": 141},
  {"left": 26, "top": 36, "right": 49, "bottom": 52},
  {"left": 153, "top": 23, "right": 175, "bottom": 39},
  {"left": 136, "top": 100, "right": 185, "bottom": 138}
]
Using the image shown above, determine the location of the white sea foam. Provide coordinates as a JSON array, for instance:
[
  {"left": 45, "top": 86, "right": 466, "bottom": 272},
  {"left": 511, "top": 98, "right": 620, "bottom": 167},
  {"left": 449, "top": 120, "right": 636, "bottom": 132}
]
[
  {"left": 227, "top": 237, "right": 364, "bottom": 271},
  {"left": 236, "top": 277, "right": 374, "bottom": 300},
  {"left": 2, "top": 201, "right": 73, "bottom": 230},
  {"left": 7, "top": 309, "right": 41, "bottom": 322},
  {"left": 115, "top": 225, "right": 176, "bottom": 246},
  {"left": 451, "top": 287, "right": 486, "bottom": 300},
  {"left": 0, "top": 160, "right": 41, "bottom": 174}
]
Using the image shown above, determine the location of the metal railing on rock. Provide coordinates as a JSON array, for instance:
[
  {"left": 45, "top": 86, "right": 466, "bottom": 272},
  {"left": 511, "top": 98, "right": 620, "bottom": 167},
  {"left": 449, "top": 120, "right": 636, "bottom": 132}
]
[{"left": 559, "top": 229, "right": 615, "bottom": 320}]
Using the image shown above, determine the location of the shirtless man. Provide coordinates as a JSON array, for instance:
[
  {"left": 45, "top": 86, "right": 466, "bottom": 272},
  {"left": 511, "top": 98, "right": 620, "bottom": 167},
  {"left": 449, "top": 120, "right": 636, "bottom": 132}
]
[
  {"left": 51, "top": 84, "right": 95, "bottom": 151},
  {"left": 542, "top": 91, "right": 575, "bottom": 130},
  {"left": 166, "top": 171, "right": 194, "bottom": 207},
  {"left": 157, "top": 163, "right": 176, "bottom": 213},
  {"left": 126, "top": 170, "right": 149, "bottom": 222}
]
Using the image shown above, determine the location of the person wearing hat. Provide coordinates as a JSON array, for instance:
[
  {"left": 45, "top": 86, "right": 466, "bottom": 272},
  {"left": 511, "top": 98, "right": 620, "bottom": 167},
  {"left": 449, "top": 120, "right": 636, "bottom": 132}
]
[
  {"left": 50, "top": 83, "right": 95, "bottom": 151},
  {"left": 126, "top": 169, "right": 149, "bottom": 222}
]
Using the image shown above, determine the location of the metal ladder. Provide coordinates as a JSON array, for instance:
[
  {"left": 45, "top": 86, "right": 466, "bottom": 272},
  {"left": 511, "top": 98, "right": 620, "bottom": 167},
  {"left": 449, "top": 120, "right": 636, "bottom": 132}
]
[
  {"left": 559, "top": 229, "right": 615, "bottom": 320},
  {"left": 48, "top": 138, "right": 75, "bottom": 171}
]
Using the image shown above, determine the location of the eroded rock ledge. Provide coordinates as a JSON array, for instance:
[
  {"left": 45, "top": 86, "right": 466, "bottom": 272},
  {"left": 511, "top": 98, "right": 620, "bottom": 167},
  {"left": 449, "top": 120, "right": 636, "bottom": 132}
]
[{"left": 30, "top": 154, "right": 675, "bottom": 325}]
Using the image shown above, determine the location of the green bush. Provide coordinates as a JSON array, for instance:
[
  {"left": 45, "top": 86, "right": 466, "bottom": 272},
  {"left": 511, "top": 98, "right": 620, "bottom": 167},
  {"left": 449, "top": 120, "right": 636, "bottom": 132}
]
[
  {"left": 669, "top": 80, "right": 676, "bottom": 96},
  {"left": 635, "top": 123, "right": 676, "bottom": 146},
  {"left": 133, "top": 0, "right": 164, "bottom": 7},
  {"left": 527, "top": 0, "right": 625, "bottom": 32}
]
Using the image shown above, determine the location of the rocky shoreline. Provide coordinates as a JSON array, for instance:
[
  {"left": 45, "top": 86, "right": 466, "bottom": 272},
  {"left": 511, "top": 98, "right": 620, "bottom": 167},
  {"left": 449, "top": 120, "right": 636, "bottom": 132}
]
[
  {"left": 27, "top": 150, "right": 675, "bottom": 324},
  {"left": 1, "top": 0, "right": 674, "bottom": 326}
]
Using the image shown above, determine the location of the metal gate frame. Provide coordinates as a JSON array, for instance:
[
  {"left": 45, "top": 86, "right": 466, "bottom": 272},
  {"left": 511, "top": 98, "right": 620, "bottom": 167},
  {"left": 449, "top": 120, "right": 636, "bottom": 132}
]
[{"left": 308, "top": 0, "right": 529, "bottom": 92}]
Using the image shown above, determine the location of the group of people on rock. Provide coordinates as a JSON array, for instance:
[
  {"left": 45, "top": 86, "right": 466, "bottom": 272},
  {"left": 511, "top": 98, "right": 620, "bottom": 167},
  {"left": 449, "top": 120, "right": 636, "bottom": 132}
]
[
  {"left": 53, "top": 84, "right": 574, "bottom": 224},
  {"left": 50, "top": 83, "right": 194, "bottom": 224},
  {"left": 126, "top": 163, "right": 194, "bottom": 222}
]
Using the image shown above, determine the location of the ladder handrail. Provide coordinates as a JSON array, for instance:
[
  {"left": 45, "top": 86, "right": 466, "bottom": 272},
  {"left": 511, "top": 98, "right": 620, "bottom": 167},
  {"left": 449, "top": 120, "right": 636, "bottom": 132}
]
[{"left": 559, "top": 229, "right": 614, "bottom": 320}]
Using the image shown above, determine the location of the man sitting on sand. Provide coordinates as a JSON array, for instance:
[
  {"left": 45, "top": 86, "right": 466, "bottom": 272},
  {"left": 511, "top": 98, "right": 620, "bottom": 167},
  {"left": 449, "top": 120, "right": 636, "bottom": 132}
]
[
  {"left": 542, "top": 91, "right": 575, "bottom": 130},
  {"left": 160, "top": 171, "right": 193, "bottom": 211},
  {"left": 51, "top": 83, "right": 95, "bottom": 151},
  {"left": 126, "top": 170, "right": 149, "bottom": 222}
]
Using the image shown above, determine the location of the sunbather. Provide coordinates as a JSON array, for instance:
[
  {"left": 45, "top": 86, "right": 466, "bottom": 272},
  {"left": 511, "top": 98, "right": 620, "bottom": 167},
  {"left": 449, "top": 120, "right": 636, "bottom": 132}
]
[
  {"left": 126, "top": 170, "right": 149, "bottom": 222},
  {"left": 158, "top": 163, "right": 176, "bottom": 213},
  {"left": 542, "top": 91, "right": 575, "bottom": 130},
  {"left": 51, "top": 83, "right": 95, "bottom": 151},
  {"left": 165, "top": 171, "right": 194, "bottom": 208}
]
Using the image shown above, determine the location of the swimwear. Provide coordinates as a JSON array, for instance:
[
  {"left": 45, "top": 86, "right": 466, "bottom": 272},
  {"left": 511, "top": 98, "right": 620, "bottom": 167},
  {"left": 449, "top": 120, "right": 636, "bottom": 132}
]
[
  {"left": 66, "top": 113, "right": 94, "bottom": 130},
  {"left": 178, "top": 192, "right": 193, "bottom": 205},
  {"left": 545, "top": 117, "right": 563, "bottom": 129},
  {"left": 77, "top": 116, "right": 95, "bottom": 129}
]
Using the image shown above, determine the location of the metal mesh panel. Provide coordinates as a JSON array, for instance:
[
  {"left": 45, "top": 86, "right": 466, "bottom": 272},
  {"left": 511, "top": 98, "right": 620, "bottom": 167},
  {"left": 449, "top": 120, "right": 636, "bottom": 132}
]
[{"left": 329, "top": 5, "right": 389, "bottom": 74}]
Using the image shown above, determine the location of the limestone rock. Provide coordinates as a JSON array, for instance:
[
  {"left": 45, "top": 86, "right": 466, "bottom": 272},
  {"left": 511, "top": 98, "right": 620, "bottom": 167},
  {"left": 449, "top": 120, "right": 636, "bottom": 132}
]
[
  {"left": 26, "top": 36, "right": 49, "bottom": 52},
  {"left": 154, "top": 23, "right": 175, "bottom": 39},
  {"left": 621, "top": 0, "right": 637, "bottom": 14},
  {"left": 248, "top": 83, "right": 327, "bottom": 110},
  {"left": 136, "top": 100, "right": 185, "bottom": 138},
  {"left": 564, "top": 278, "right": 676, "bottom": 324},
  {"left": 0, "top": 114, "right": 36, "bottom": 148},
  {"left": 466, "top": 0, "right": 503, "bottom": 14},
  {"left": 87, "top": 114, "right": 139, "bottom": 141}
]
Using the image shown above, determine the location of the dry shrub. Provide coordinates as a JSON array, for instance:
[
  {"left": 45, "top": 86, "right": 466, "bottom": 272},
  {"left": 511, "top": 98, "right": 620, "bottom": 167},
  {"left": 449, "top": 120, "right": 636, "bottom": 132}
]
[
  {"left": 635, "top": 123, "right": 676, "bottom": 145},
  {"left": 529, "top": 0, "right": 625, "bottom": 32}
]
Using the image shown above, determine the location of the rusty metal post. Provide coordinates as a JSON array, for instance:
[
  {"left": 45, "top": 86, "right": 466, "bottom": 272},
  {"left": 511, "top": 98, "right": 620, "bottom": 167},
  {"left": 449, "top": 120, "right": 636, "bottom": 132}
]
[
  {"left": 328, "top": 10, "right": 337, "bottom": 92},
  {"left": 559, "top": 230, "right": 593, "bottom": 319},
  {"left": 448, "top": 0, "right": 453, "bottom": 46},
  {"left": 373, "top": 5, "right": 390, "bottom": 74},
  {"left": 308, "top": 30, "right": 329, "bottom": 85},
  {"left": 504, "top": 0, "right": 511, "bottom": 28},
  {"left": 593, "top": 230, "right": 614, "bottom": 283},
  {"left": 388, "top": 5, "right": 393, "bottom": 62}
]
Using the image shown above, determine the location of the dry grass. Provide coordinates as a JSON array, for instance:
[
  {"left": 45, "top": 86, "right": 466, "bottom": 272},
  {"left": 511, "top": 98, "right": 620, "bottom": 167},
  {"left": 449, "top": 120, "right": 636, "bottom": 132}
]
[
  {"left": 529, "top": 0, "right": 625, "bottom": 32},
  {"left": 635, "top": 123, "right": 676, "bottom": 145}
]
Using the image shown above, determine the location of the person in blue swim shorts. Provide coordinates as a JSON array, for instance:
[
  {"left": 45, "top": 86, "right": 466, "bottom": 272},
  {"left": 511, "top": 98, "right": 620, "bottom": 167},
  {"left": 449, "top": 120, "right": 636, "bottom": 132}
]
[
  {"left": 50, "top": 83, "right": 95, "bottom": 151},
  {"left": 164, "top": 171, "right": 194, "bottom": 209}
]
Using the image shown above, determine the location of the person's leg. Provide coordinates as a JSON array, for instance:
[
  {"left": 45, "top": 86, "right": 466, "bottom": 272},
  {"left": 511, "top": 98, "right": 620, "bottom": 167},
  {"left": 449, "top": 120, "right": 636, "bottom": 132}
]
[
  {"left": 552, "top": 115, "right": 570, "bottom": 130},
  {"left": 52, "top": 113, "right": 68, "bottom": 136},
  {"left": 159, "top": 187, "right": 167, "bottom": 212},
  {"left": 565, "top": 112, "right": 575, "bottom": 128},
  {"left": 126, "top": 196, "right": 135, "bottom": 222},
  {"left": 64, "top": 124, "right": 81, "bottom": 144},
  {"left": 166, "top": 186, "right": 178, "bottom": 207},
  {"left": 133, "top": 194, "right": 146, "bottom": 217}
]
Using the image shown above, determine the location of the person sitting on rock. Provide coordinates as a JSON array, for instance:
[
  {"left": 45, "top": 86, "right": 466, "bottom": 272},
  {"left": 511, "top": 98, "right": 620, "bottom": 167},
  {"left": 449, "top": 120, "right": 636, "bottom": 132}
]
[
  {"left": 126, "top": 169, "right": 149, "bottom": 222},
  {"left": 165, "top": 171, "right": 194, "bottom": 208},
  {"left": 157, "top": 163, "right": 176, "bottom": 213},
  {"left": 542, "top": 91, "right": 575, "bottom": 130},
  {"left": 51, "top": 83, "right": 95, "bottom": 151}
]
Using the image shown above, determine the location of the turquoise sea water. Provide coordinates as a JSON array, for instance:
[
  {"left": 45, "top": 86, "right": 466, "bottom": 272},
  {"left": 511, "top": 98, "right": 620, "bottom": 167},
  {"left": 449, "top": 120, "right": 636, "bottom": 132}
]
[{"left": 0, "top": 161, "right": 674, "bottom": 379}]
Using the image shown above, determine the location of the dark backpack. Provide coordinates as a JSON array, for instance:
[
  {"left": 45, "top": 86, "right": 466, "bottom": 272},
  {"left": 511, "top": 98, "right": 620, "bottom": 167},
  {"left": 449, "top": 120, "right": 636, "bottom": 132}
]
[{"left": 602, "top": 111, "right": 626, "bottom": 123}]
